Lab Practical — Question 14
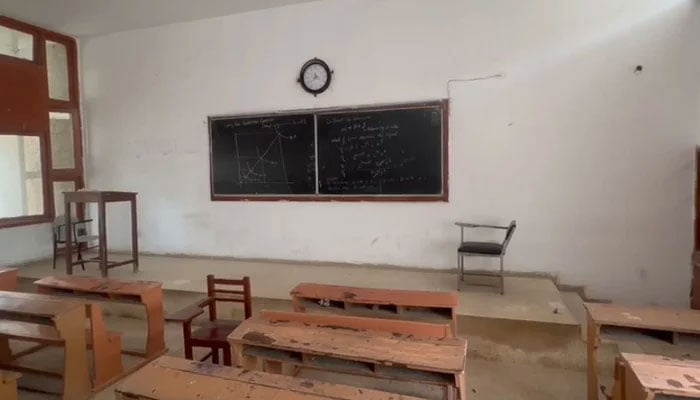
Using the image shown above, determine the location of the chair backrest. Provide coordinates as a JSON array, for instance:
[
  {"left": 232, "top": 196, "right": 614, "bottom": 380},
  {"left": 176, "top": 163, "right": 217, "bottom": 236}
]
[
  {"left": 52, "top": 217, "right": 90, "bottom": 242},
  {"left": 501, "top": 220, "right": 517, "bottom": 252},
  {"left": 206, "top": 275, "right": 252, "bottom": 321}
]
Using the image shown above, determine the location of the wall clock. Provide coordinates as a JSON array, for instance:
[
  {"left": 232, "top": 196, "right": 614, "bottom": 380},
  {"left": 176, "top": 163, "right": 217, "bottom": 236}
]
[{"left": 298, "top": 58, "right": 332, "bottom": 96}]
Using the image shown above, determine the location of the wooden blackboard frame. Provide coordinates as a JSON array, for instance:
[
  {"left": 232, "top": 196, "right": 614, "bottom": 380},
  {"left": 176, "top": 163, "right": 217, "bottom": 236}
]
[{"left": 208, "top": 100, "right": 448, "bottom": 202}]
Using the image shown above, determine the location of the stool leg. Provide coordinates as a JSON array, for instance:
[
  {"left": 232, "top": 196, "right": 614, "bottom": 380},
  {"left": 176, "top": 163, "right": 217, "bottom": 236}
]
[
  {"left": 499, "top": 256, "right": 505, "bottom": 295},
  {"left": 212, "top": 348, "right": 220, "bottom": 364}
]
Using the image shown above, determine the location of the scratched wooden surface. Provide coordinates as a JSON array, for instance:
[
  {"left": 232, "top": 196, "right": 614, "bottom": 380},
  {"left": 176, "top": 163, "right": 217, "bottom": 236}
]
[
  {"left": 620, "top": 353, "right": 700, "bottom": 398},
  {"left": 261, "top": 310, "right": 451, "bottom": 338},
  {"left": 0, "top": 291, "right": 84, "bottom": 318},
  {"left": 229, "top": 318, "right": 466, "bottom": 373},
  {"left": 115, "top": 355, "right": 427, "bottom": 400},
  {"left": 291, "top": 283, "right": 459, "bottom": 308},
  {"left": 585, "top": 303, "right": 700, "bottom": 334},
  {"left": 0, "top": 269, "right": 18, "bottom": 291},
  {"left": 35, "top": 276, "right": 161, "bottom": 296}
]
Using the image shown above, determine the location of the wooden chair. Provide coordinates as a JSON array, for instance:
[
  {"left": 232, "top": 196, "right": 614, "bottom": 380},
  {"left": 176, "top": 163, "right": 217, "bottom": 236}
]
[{"left": 167, "top": 275, "right": 252, "bottom": 366}]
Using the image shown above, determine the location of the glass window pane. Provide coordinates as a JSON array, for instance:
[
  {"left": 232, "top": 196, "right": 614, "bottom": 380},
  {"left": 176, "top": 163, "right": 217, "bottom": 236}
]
[
  {"left": 23, "top": 135, "right": 41, "bottom": 172},
  {"left": 53, "top": 181, "right": 76, "bottom": 217},
  {"left": 0, "top": 25, "right": 33, "bottom": 61},
  {"left": 46, "top": 40, "right": 69, "bottom": 100},
  {"left": 49, "top": 112, "right": 75, "bottom": 169},
  {"left": 0, "top": 135, "right": 44, "bottom": 218}
]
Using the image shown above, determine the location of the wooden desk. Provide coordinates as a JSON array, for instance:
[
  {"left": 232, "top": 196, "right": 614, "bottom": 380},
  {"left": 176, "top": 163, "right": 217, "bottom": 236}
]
[
  {"left": 116, "top": 355, "right": 426, "bottom": 400},
  {"left": 612, "top": 353, "right": 700, "bottom": 399},
  {"left": 63, "top": 190, "right": 138, "bottom": 277},
  {"left": 0, "top": 269, "right": 17, "bottom": 291},
  {"left": 0, "top": 291, "right": 91, "bottom": 400},
  {"left": 34, "top": 276, "right": 166, "bottom": 359},
  {"left": 229, "top": 317, "right": 468, "bottom": 400},
  {"left": 290, "top": 283, "right": 459, "bottom": 335},
  {"left": 585, "top": 302, "right": 700, "bottom": 400},
  {"left": 0, "top": 370, "right": 20, "bottom": 400}
]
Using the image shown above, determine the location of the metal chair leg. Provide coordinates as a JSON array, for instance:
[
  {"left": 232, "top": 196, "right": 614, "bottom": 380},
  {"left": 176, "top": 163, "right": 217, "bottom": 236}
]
[
  {"left": 456, "top": 253, "right": 461, "bottom": 291},
  {"left": 499, "top": 256, "right": 505, "bottom": 295},
  {"left": 52, "top": 239, "right": 57, "bottom": 270}
]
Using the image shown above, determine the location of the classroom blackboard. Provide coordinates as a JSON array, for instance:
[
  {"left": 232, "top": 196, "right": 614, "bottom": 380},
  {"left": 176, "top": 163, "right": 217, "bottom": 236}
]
[
  {"left": 317, "top": 106, "right": 444, "bottom": 195},
  {"left": 208, "top": 101, "right": 447, "bottom": 200},
  {"left": 209, "top": 114, "right": 316, "bottom": 196}
]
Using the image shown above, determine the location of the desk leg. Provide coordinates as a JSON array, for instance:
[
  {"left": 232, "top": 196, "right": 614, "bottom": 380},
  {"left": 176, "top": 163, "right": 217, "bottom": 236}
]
[
  {"left": 0, "top": 338, "right": 11, "bottom": 362},
  {"left": 98, "top": 201, "right": 107, "bottom": 278},
  {"left": 65, "top": 199, "right": 73, "bottom": 275},
  {"left": 56, "top": 307, "right": 91, "bottom": 400},
  {"left": 142, "top": 288, "right": 166, "bottom": 357},
  {"left": 88, "top": 304, "right": 124, "bottom": 389},
  {"left": 587, "top": 313, "right": 601, "bottom": 400},
  {"left": 611, "top": 356, "right": 624, "bottom": 400},
  {"left": 232, "top": 343, "right": 258, "bottom": 370},
  {"left": 455, "top": 359, "right": 467, "bottom": 400},
  {"left": 131, "top": 198, "right": 139, "bottom": 272},
  {"left": 0, "top": 376, "right": 18, "bottom": 400}
]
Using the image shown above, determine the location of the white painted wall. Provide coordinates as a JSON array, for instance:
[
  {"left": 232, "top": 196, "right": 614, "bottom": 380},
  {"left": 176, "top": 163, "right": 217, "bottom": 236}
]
[
  {"left": 79, "top": 0, "right": 700, "bottom": 306},
  {"left": 0, "top": 224, "right": 52, "bottom": 266}
]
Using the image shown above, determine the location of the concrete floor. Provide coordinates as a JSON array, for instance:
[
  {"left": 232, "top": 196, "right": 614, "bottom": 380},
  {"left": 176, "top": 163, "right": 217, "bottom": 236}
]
[
  {"left": 16, "top": 316, "right": 587, "bottom": 400},
  {"left": 12, "top": 253, "right": 699, "bottom": 399},
  {"left": 18, "top": 253, "right": 578, "bottom": 326}
]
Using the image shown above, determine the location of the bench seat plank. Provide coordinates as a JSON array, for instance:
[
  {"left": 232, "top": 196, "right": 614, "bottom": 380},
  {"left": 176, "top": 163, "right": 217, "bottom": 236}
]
[
  {"left": 116, "top": 356, "right": 426, "bottom": 400},
  {"left": 262, "top": 310, "right": 452, "bottom": 339},
  {"left": 291, "top": 283, "right": 459, "bottom": 308},
  {"left": 0, "top": 320, "right": 62, "bottom": 343},
  {"left": 585, "top": 303, "right": 700, "bottom": 335},
  {"left": 230, "top": 318, "right": 466, "bottom": 374}
]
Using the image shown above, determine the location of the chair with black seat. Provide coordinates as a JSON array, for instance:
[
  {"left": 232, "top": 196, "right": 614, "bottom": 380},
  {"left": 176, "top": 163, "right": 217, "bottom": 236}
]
[
  {"left": 456, "top": 220, "right": 516, "bottom": 294},
  {"left": 166, "top": 275, "right": 252, "bottom": 366},
  {"left": 52, "top": 216, "right": 96, "bottom": 270}
]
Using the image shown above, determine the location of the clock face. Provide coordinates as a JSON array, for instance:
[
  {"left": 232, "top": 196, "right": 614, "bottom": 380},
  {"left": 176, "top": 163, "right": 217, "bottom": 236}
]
[
  {"left": 298, "top": 58, "right": 332, "bottom": 95},
  {"left": 303, "top": 63, "right": 328, "bottom": 91}
]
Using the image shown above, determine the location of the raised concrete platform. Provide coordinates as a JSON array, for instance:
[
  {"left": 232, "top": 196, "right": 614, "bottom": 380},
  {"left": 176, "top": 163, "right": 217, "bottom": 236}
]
[{"left": 17, "top": 252, "right": 578, "bottom": 327}]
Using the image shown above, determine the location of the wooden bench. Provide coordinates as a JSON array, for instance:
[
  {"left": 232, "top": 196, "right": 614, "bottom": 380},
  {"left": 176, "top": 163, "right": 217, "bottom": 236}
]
[
  {"left": 115, "top": 355, "right": 427, "bottom": 400},
  {"left": 263, "top": 310, "right": 453, "bottom": 338},
  {"left": 585, "top": 302, "right": 700, "bottom": 400},
  {"left": 34, "top": 276, "right": 166, "bottom": 358},
  {"left": 290, "top": 283, "right": 459, "bottom": 336},
  {"left": 229, "top": 316, "right": 468, "bottom": 400},
  {"left": 611, "top": 353, "right": 700, "bottom": 399},
  {"left": 0, "top": 291, "right": 91, "bottom": 400},
  {"left": 0, "top": 370, "right": 20, "bottom": 400},
  {"left": 0, "top": 268, "right": 18, "bottom": 291}
]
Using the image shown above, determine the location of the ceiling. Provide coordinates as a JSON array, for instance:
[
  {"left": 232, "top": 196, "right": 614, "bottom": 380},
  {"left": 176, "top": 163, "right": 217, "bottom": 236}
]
[{"left": 0, "top": 0, "right": 319, "bottom": 37}]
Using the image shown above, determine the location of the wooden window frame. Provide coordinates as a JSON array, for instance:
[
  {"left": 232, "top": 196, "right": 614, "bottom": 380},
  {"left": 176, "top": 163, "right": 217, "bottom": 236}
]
[{"left": 0, "top": 17, "right": 84, "bottom": 229}]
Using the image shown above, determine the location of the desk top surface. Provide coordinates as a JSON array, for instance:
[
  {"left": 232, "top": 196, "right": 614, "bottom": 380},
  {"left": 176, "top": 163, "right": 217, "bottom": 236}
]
[
  {"left": 621, "top": 353, "right": 700, "bottom": 397},
  {"left": 291, "top": 283, "right": 459, "bottom": 308},
  {"left": 116, "top": 356, "right": 426, "bottom": 400},
  {"left": 64, "top": 190, "right": 137, "bottom": 203},
  {"left": 0, "top": 290, "right": 84, "bottom": 318},
  {"left": 229, "top": 318, "right": 467, "bottom": 373},
  {"left": 585, "top": 302, "right": 700, "bottom": 334},
  {"left": 35, "top": 276, "right": 161, "bottom": 296}
]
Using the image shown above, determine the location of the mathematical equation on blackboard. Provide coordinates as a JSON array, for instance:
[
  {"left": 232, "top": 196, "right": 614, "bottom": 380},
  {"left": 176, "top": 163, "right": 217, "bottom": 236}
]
[{"left": 209, "top": 103, "right": 445, "bottom": 197}]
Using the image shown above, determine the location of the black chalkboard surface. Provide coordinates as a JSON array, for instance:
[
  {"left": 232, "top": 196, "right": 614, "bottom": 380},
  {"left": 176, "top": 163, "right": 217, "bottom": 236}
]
[
  {"left": 317, "top": 106, "right": 444, "bottom": 195},
  {"left": 210, "top": 114, "right": 316, "bottom": 195}
]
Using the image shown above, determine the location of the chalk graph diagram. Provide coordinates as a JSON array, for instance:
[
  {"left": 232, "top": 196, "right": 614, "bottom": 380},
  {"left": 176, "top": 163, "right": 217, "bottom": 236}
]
[{"left": 234, "top": 130, "right": 292, "bottom": 185}]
